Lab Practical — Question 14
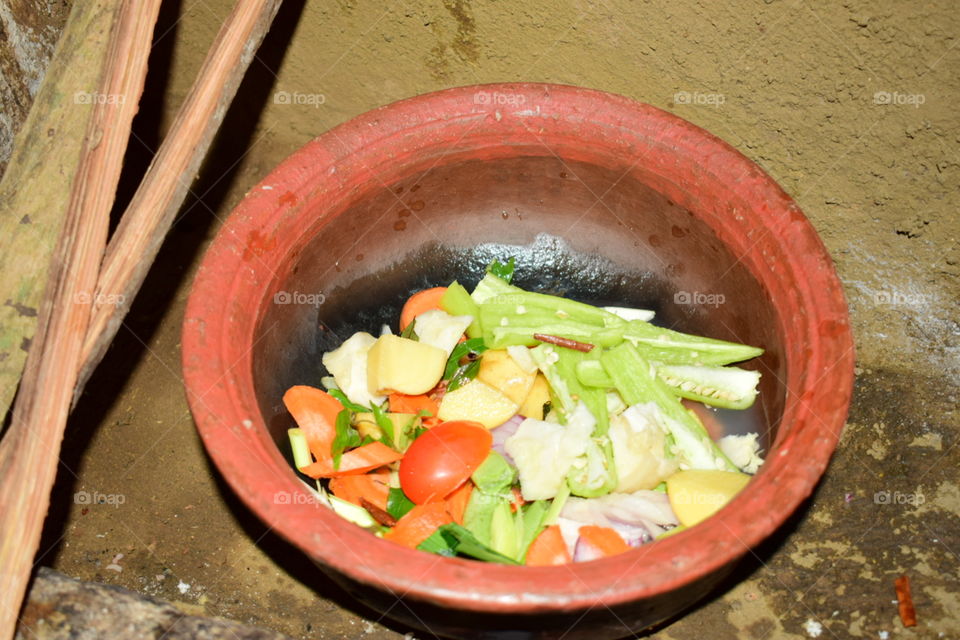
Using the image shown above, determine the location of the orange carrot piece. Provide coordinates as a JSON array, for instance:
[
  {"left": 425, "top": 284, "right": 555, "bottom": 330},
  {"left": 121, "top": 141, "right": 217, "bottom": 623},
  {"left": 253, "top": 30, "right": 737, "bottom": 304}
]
[
  {"left": 525, "top": 525, "right": 571, "bottom": 566},
  {"left": 399, "top": 287, "right": 447, "bottom": 330},
  {"left": 283, "top": 385, "right": 343, "bottom": 461},
  {"left": 329, "top": 470, "right": 390, "bottom": 511},
  {"left": 444, "top": 481, "right": 473, "bottom": 525},
  {"left": 383, "top": 502, "right": 452, "bottom": 549},
  {"left": 577, "top": 525, "right": 630, "bottom": 557},
  {"left": 389, "top": 392, "right": 441, "bottom": 428},
  {"left": 389, "top": 392, "right": 439, "bottom": 417},
  {"left": 299, "top": 442, "right": 402, "bottom": 479},
  {"left": 509, "top": 486, "right": 525, "bottom": 513}
]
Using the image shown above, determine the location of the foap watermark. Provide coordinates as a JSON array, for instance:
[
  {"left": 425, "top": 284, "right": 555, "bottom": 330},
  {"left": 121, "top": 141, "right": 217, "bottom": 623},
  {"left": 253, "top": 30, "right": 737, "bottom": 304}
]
[
  {"left": 274, "top": 91, "right": 326, "bottom": 108},
  {"left": 74, "top": 91, "right": 126, "bottom": 105},
  {"left": 273, "top": 290, "right": 326, "bottom": 307},
  {"left": 74, "top": 490, "right": 126, "bottom": 508},
  {"left": 873, "top": 91, "right": 925, "bottom": 108},
  {"left": 674, "top": 91, "right": 725, "bottom": 107},
  {"left": 474, "top": 91, "right": 526, "bottom": 106},
  {"left": 669, "top": 488, "right": 727, "bottom": 507},
  {"left": 872, "top": 291, "right": 930, "bottom": 306},
  {"left": 273, "top": 490, "right": 321, "bottom": 506},
  {"left": 74, "top": 291, "right": 126, "bottom": 307},
  {"left": 489, "top": 294, "right": 526, "bottom": 305},
  {"left": 674, "top": 291, "right": 726, "bottom": 307},
  {"left": 874, "top": 489, "right": 925, "bottom": 506}
]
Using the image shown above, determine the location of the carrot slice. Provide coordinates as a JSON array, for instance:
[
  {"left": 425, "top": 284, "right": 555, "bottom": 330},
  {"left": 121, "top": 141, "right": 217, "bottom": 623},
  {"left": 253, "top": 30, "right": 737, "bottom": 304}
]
[
  {"left": 389, "top": 392, "right": 441, "bottom": 427},
  {"left": 525, "top": 525, "right": 571, "bottom": 566},
  {"left": 329, "top": 470, "right": 390, "bottom": 511},
  {"left": 509, "top": 486, "right": 525, "bottom": 513},
  {"left": 383, "top": 502, "right": 453, "bottom": 549},
  {"left": 283, "top": 386, "right": 343, "bottom": 461},
  {"left": 389, "top": 392, "right": 439, "bottom": 416},
  {"left": 299, "top": 442, "right": 402, "bottom": 479},
  {"left": 399, "top": 287, "right": 447, "bottom": 330},
  {"left": 577, "top": 525, "right": 630, "bottom": 557},
  {"left": 444, "top": 481, "right": 473, "bottom": 525}
]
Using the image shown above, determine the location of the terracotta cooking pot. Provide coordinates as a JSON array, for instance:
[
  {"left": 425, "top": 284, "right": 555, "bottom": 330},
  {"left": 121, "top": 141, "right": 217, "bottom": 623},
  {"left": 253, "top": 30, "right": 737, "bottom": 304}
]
[{"left": 182, "top": 83, "right": 854, "bottom": 639}]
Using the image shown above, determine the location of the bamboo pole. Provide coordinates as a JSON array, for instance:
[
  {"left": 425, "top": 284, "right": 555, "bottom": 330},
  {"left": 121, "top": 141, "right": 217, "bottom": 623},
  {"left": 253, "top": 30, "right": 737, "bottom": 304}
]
[
  {"left": 0, "top": 1, "right": 130, "bottom": 421},
  {"left": 0, "top": 2, "right": 162, "bottom": 637},
  {"left": 77, "top": 0, "right": 285, "bottom": 394},
  {"left": 0, "top": 0, "right": 286, "bottom": 634}
]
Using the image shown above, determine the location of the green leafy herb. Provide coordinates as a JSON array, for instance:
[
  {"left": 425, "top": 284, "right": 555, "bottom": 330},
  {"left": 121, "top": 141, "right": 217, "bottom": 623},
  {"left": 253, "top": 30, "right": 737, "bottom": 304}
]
[
  {"left": 411, "top": 425, "right": 429, "bottom": 441},
  {"left": 433, "top": 523, "right": 521, "bottom": 565},
  {"left": 486, "top": 257, "right": 517, "bottom": 284},
  {"left": 386, "top": 487, "right": 416, "bottom": 520},
  {"left": 370, "top": 402, "right": 396, "bottom": 447},
  {"left": 447, "top": 358, "right": 482, "bottom": 392},
  {"left": 400, "top": 318, "right": 418, "bottom": 340},
  {"left": 443, "top": 337, "right": 488, "bottom": 380},
  {"left": 416, "top": 529, "right": 457, "bottom": 556},
  {"left": 327, "top": 389, "right": 370, "bottom": 413},
  {"left": 331, "top": 409, "right": 361, "bottom": 470}
]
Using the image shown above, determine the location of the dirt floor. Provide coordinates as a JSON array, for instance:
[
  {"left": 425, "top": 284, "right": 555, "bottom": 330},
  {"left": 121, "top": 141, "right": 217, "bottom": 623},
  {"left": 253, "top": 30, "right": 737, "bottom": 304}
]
[{"left": 33, "top": 1, "right": 958, "bottom": 639}]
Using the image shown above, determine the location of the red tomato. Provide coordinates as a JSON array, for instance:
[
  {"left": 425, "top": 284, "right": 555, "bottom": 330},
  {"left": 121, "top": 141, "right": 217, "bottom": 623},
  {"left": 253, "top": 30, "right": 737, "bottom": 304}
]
[{"left": 399, "top": 421, "right": 492, "bottom": 504}]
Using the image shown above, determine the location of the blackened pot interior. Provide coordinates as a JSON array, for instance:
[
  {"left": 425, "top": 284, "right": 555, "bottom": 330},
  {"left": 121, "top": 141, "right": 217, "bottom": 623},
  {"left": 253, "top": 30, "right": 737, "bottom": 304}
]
[{"left": 252, "top": 154, "right": 785, "bottom": 461}]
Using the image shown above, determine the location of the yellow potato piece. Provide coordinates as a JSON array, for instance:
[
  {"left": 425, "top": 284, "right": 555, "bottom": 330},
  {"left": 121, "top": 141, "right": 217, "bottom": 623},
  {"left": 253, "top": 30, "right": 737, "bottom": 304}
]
[
  {"left": 518, "top": 373, "right": 550, "bottom": 420},
  {"left": 366, "top": 335, "right": 445, "bottom": 395},
  {"left": 666, "top": 469, "right": 751, "bottom": 527},
  {"left": 355, "top": 412, "right": 418, "bottom": 449},
  {"left": 438, "top": 379, "right": 518, "bottom": 429},
  {"left": 477, "top": 349, "right": 537, "bottom": 405}
]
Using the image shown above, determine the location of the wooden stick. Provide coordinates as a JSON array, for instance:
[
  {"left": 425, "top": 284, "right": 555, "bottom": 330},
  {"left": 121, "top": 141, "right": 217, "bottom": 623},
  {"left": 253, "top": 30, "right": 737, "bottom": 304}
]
[
  {"left": 533, "top": 333, "right": 596, "bottom": 353},
  {"left": 0, "top": 1, "right": 132, "bottom": 422},
  {"left": 76, "top": 0, "right": 285, "bottom": 396},
  {"left": 0, "top": 2, "right": 161, "bottom": 637}
]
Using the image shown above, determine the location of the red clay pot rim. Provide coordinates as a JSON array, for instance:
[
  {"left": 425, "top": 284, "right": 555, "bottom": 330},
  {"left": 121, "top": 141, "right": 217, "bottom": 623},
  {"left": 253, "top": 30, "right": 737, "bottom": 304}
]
[{"left": 182, "top": 83, "right": 854, "bottom": 615}]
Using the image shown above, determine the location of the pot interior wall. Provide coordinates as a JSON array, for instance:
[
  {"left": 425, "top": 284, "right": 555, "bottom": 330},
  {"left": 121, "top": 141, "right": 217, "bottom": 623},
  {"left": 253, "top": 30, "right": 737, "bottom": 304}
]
[{"left": 252, "top": 154, "right": 786, "bottom": 461}]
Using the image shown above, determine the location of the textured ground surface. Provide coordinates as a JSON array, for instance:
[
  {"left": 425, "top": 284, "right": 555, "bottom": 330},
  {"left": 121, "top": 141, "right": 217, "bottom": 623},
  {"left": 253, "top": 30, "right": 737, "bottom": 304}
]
[{"left": 24, "top": 1, "right": 959, "bottom": 639}]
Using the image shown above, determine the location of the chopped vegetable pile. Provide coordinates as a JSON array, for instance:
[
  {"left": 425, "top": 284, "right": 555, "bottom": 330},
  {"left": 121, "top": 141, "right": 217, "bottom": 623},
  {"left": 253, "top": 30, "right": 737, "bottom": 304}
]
[{"left": 282, "top": 259, "right": 766, "bottom": 565}]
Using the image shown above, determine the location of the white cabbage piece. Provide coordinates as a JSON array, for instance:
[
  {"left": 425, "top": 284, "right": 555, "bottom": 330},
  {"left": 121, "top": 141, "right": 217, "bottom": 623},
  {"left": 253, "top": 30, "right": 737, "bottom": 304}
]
[
  {"left": 602, "top": 306, "right": 655, "bottom": 322},
  {"left": 609, "top": 403, "right": 680, "bottom": 492},
  {"left": 411, "top": 309, "right": 473, "bottom": 357},
  {"left": 504, "top": 402, "right": 595, "bottom": 500},
  {"left": 506, "top": 344, "right": 538, "bottom": 374},
  {"left": 321, "top": 331, "right": 385, "bottom": 408},
  {"left": 719, "top": 433, "right": 765, "bottom": 474}
]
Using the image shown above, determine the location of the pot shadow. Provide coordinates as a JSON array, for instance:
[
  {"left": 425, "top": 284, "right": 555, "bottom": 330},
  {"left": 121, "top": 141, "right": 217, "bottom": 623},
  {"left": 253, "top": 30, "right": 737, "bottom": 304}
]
[
  {"left": 205, "top": 454, "right": 819, "bottom": 640},
  {"left": 635, "top": 483, "right": 818, "bottom": 638},
  {"left": 37, "top": 0, "right": 308, "bottom": 575},
  {"left": 202, "top": 452, "right": 423, "bottom": 637}
]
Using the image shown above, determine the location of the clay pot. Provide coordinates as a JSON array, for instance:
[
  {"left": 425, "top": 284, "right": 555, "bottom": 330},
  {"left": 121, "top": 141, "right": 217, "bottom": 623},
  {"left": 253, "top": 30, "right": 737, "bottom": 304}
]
[{"left": 182, "top": 83, "right": 853, "bottom": 639}]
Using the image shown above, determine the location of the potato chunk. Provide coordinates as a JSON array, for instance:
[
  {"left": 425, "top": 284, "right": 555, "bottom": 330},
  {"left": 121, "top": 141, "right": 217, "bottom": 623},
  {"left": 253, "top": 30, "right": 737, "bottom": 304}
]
[
  {"left": 477, "top": 349, "right": 537, "bottom": 405},
  {"left": 366, "top": 335, "right": 445, "bottom": 395},
  {"left": 517, "top": 374, "right": 550, "bottom": 420},
  {"left": 437, "top": 379, "right": 518, "bottom": 429},
  {"left": 666, "top": 469, "right": 751, "bottom": 527}
]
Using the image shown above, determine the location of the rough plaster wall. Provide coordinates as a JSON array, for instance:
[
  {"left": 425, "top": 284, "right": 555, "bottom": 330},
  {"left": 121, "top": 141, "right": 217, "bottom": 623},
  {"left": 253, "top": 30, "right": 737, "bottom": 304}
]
[{"left": 0, "top": 0, "right": 71, "bottom": 176}]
